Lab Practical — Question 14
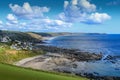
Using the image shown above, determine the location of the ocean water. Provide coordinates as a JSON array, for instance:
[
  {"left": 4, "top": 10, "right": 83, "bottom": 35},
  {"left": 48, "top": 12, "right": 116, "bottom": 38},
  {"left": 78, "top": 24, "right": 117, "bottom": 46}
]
[
  {"left": 49, "top": 34, "right": 120, "bottom": 56},
  {"left": 46, "top": 34, "right": 120, "bottom": 77}
]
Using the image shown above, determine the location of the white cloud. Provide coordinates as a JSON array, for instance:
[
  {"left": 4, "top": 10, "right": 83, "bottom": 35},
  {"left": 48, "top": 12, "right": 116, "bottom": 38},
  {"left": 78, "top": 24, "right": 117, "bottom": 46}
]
[
  {"left": 64, "top": 0, "right": 96, "bottom": 12},
  {"left": 5, "top": 21, "right": 27, "bottom": 31},
  {"left": 86, "top": 13, "right": 111, "bottom": 24},
  {"left": 59, "top": 0, "right": 111, "bottom": 24},
  {"left": 20, "top": 22, "right": 27, "bottom": 26},
  {"left": 64, "top": 1, "right": 69, "bottom": 8},
  {"left": 6, "top": 14, "right": 18, "bottom": 24},
  {"left": 6, "top": 22, "right": 13, "bottom": 26},
  {"left": 9, "top": 2, "right": 49, "bottom": 19},
  {"left": 0, "top": 20, "right": 3, "bottom": 28},
  {"left": 79, "top": 0, "right": 96, "bottom": 12},
  {"left": 41, "top": 19, "right": 72, "bottom": 27},
  {"left": 4, "top": 18, "right": 72, "bottom": 31},
  {"left": 71, "top": 0, "right": 78, "bottom": 5},
  {"left": 0, "top": 20, "right": 3, "bottom": 25},
  {"left": 27, "top": 18, "right": 72, "bottom": 30},
  {"left": 5, "top": 2, "right": 72, "bottom": 31}
]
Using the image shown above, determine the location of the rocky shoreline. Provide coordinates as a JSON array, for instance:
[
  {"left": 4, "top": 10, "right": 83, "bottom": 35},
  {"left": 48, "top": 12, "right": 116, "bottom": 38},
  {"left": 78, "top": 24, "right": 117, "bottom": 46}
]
[
  {"left": 13, "top": 38, "right": 120, "bottom": 80},
  {"left": 14, "top": 44, "right": 105, "bottom": 79},
  {"left": 35, "top": 45, "right": 103, "bottom": 61},
  {"left": 10, "top": 36, "right": 120, "bottom": 80},
  {"left": 15, "top": 51, "right": 120, "bottom": 80}
]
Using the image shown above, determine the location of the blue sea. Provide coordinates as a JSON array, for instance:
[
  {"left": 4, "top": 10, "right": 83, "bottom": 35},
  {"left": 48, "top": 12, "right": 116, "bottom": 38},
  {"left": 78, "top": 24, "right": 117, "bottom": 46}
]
[{"left": 46, "top": 34, "right": 120, "bottom": 77}]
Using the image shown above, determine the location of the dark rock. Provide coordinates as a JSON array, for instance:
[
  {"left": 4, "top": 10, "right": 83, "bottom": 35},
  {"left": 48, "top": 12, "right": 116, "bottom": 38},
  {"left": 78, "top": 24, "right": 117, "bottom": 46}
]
[
  {"left": 35, "top": 45, "right": 103, "bottom": 61},
  {"left": 72, "top": 63, "right": 77, "bottom": 68},
  {"left": 110, "top": 60, "right": 116, "bottom": 64},
  {"left": 104, "top": 55, "right": 114, "bottom": 60},
  {"left": 93, "top": 72, "right": 99, "bottom": 76}
]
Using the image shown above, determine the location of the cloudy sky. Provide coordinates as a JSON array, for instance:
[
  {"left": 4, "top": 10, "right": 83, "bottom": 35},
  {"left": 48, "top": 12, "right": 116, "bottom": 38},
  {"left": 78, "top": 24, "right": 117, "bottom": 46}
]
[{"left": 0, "top": 0, "right": 120, "bottom": 33}]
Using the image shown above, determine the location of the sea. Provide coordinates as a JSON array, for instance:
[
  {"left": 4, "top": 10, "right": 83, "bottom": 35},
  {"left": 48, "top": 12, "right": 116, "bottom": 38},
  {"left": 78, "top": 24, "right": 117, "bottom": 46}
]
[{"left": 45, "top": 34, "right": 120, "bottom": 77}]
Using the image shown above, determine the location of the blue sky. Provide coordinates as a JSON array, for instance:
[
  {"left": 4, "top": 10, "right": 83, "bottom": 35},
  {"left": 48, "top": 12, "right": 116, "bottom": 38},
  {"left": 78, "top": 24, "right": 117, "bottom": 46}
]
[{"left": 0, "top": 0, "right": 120, "bottom": 33}]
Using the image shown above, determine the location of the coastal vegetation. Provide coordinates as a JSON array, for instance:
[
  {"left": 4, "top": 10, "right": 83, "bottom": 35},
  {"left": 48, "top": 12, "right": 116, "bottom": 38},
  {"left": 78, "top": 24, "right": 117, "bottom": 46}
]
[
  {"left": 0, "top": 63, "right": 87, "bottom": 80},
  {"left": 0, "top": 43, "right": 45, "bottom": 64}
]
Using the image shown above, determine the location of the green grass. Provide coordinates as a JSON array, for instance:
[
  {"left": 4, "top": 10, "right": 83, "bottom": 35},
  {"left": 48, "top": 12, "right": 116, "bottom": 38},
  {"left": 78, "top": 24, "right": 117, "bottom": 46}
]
[
  {"left": 0, "top": 48, "right": 45, "bottom": 63},
  {"left": 0, "top": 63, "right": 88, "bottom": 80},
  {"left": 0, "top": 48, "right": 5, "bottom": 54},
  {"left": 0, "top": 43, "right": 45, "bottom": 63}
]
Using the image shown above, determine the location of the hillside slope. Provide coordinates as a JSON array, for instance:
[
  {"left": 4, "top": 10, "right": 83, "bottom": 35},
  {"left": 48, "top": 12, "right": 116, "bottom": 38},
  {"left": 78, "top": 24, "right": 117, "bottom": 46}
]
[
  {"left": 0, "top": 63, "right": 88, "bottom": 80},
  {"left": 0, "top": 30, "right": 72, "bottom": 43}
]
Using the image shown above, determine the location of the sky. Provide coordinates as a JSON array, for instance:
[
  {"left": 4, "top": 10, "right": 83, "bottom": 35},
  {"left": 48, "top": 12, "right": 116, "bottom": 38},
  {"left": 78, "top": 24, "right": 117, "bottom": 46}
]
[{"left": 0, "top": 0, "right": 120, "bottom": 33}]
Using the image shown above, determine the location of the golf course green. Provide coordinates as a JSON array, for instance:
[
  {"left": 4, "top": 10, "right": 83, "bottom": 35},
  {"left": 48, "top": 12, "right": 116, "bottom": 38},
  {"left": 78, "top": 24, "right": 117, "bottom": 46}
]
[{"left": 0, "top": 63, "right": 88, "bottom": 80}]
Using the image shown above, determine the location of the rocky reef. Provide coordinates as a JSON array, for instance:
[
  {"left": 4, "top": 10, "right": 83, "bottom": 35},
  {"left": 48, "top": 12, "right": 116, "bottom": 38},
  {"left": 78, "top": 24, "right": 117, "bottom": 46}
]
[{"left": 35, "top": 45, "right": 103, "bottom": 61}]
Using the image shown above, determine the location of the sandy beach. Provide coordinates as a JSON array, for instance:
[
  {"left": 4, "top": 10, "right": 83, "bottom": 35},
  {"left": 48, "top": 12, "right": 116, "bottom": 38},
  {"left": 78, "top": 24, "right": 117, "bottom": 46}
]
[{"left": 15, "top": 52, "right": 72, "bottom": 71}]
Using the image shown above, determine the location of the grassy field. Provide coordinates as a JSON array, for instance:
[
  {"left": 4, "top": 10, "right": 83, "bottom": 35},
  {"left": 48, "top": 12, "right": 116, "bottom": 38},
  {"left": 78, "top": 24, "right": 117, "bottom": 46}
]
[
  {"left": 0, "top": 63, "right": 88, "bottom": 80},
  {"left": 0, "top": 43, "right": 45, "bottom": 63}
]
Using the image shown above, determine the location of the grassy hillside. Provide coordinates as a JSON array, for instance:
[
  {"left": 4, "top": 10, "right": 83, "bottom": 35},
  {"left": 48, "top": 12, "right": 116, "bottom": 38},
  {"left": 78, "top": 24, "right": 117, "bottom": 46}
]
[
  {"left": 0, "top": 30, "right": 42, "bottom": 42},
  {"left": 34, "top": 32, "right": 73, "bottom": 37},
  {"left": 0, "top": 30, "right": 73, "bottom": 42},
  {"left": 0, "top": 63, "right": 88, "bottom": 80},
  {"left": 0, "top": 43, "right": 45, "bottom": 64}
]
